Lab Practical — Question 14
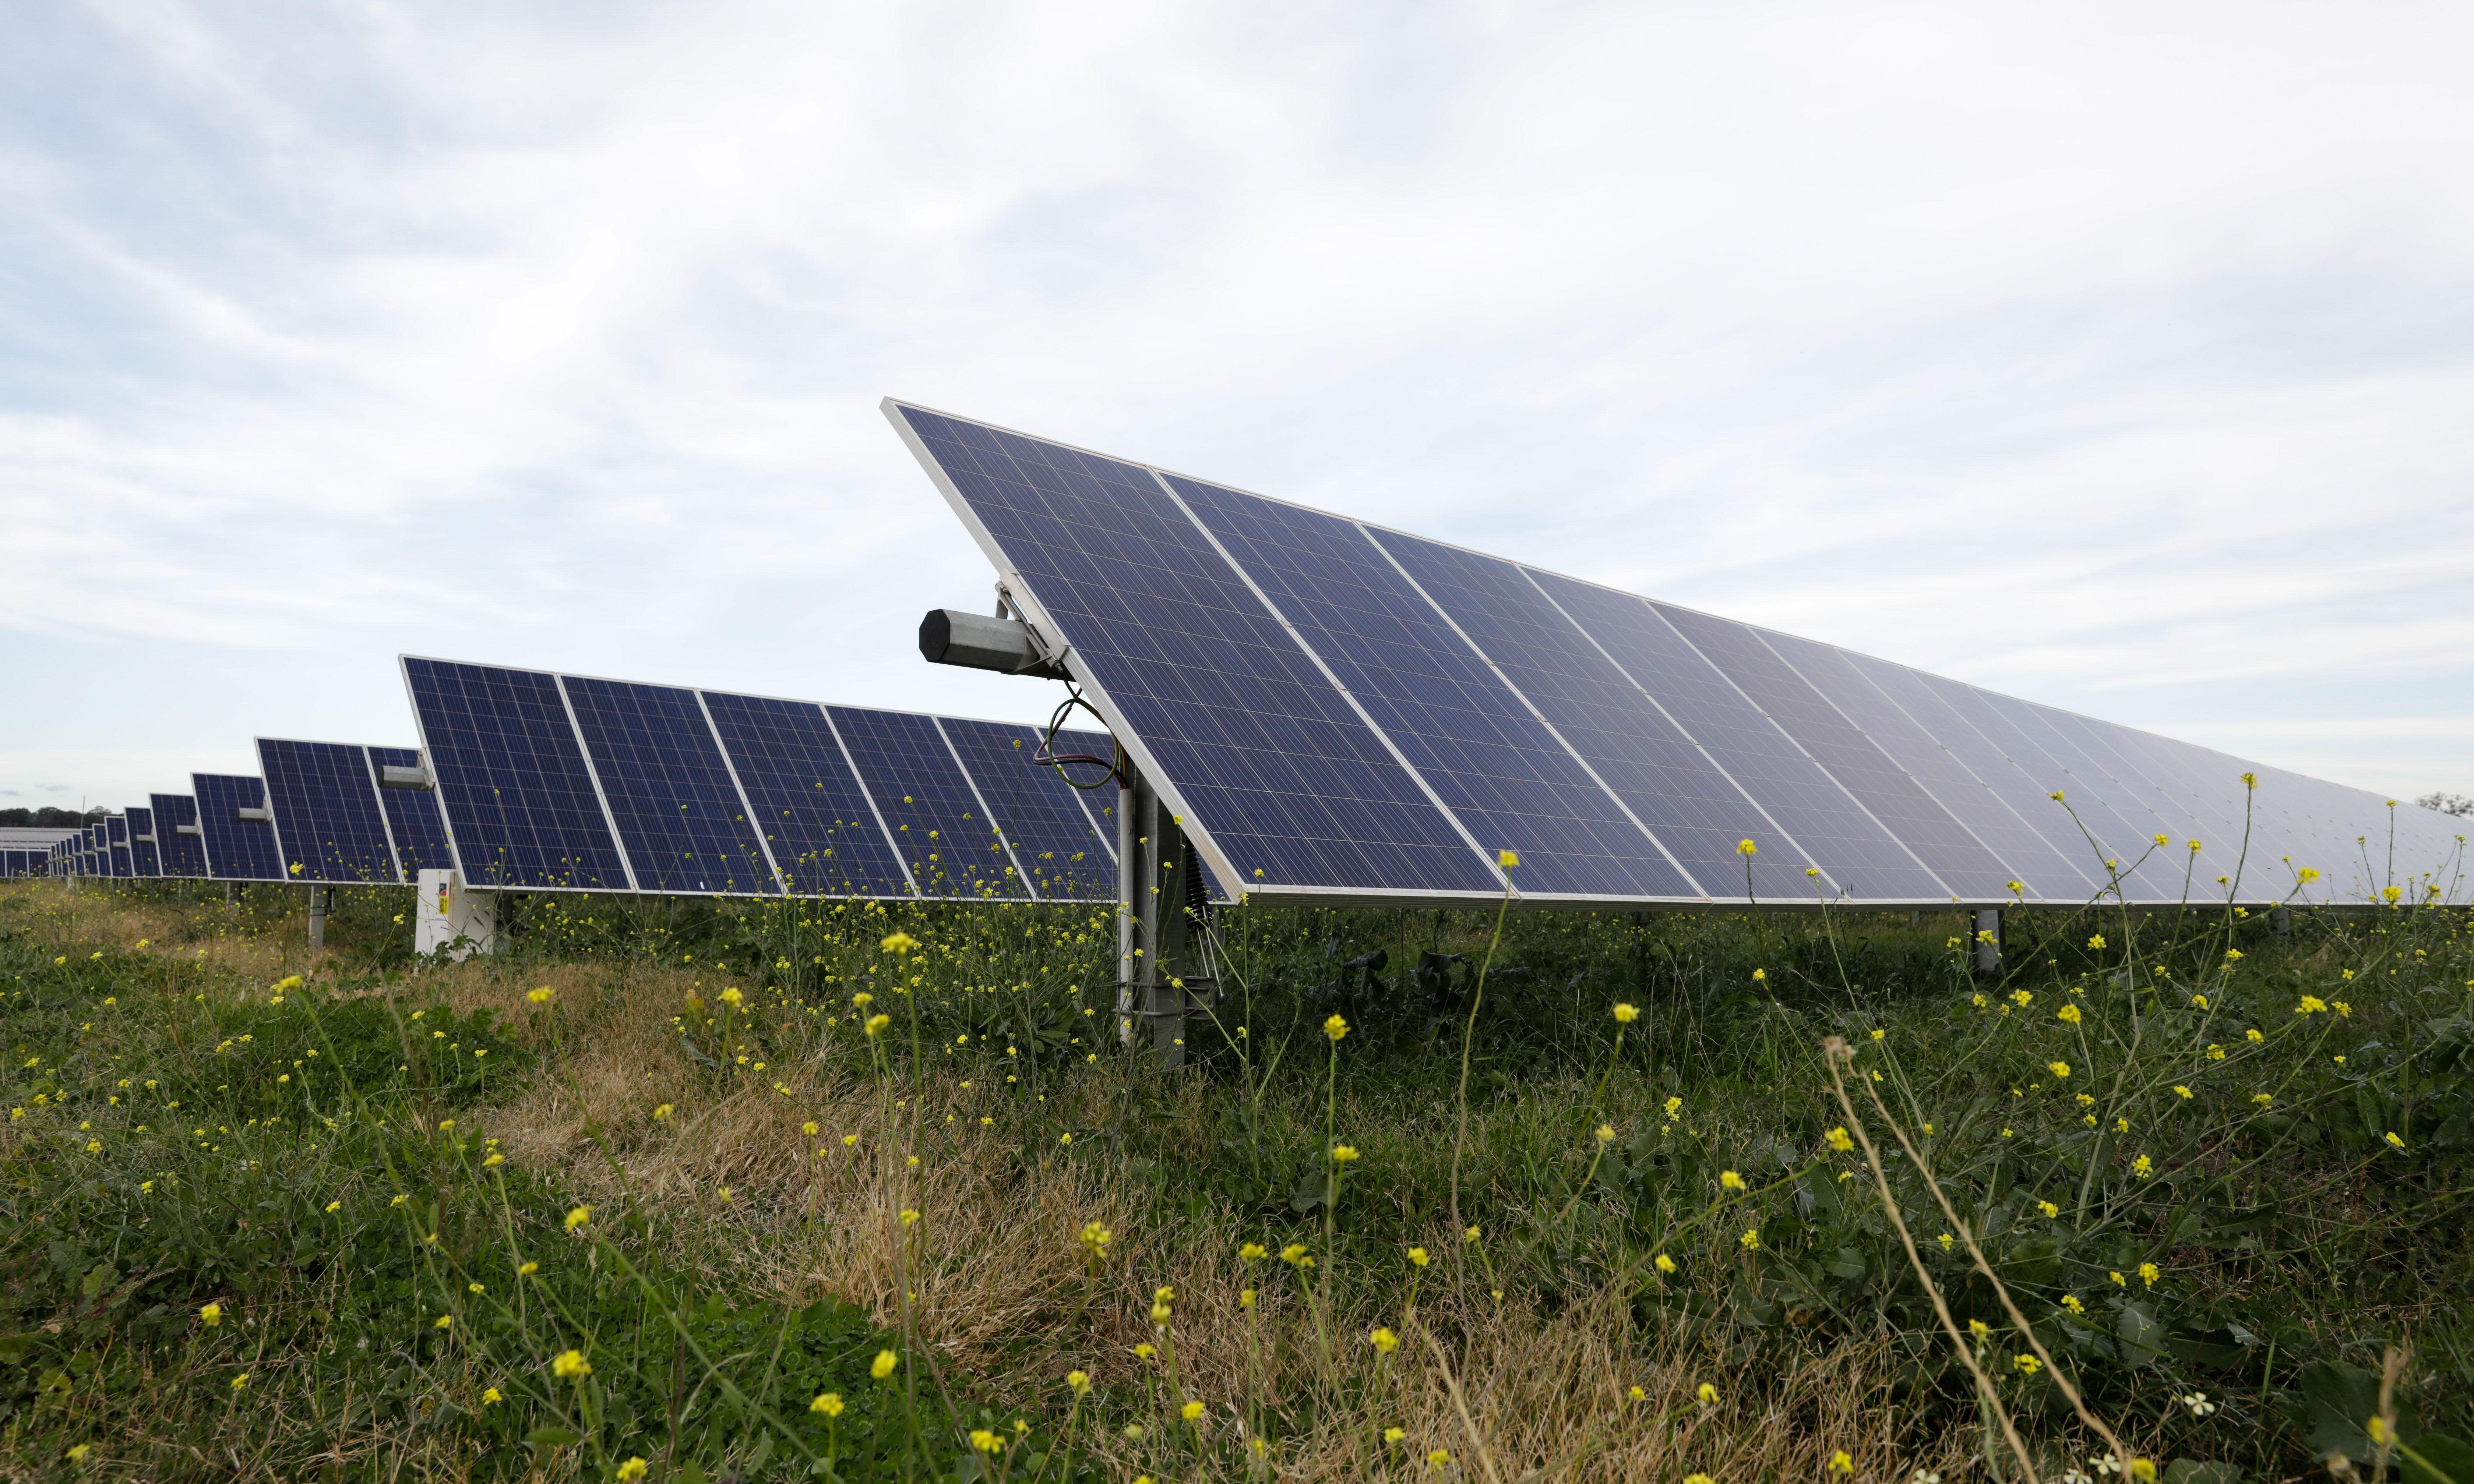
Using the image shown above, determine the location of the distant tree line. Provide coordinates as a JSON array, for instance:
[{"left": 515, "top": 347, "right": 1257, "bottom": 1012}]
[
  {"left": 0, "top": 807, "right": 109, "bottom": 828},
  {"left": 2418, "top": 792, "right": 2474, "bottom": 818}
]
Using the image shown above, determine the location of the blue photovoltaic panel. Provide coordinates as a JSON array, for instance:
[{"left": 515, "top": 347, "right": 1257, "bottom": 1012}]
[
  {"left": 701, "top": 692, "right": 914, "bottom": 897},
  {"left": 370, "top": 746, "right": 455, "bottom": 878},
  {"left": 402, "top": 657, "right": 632, "bottom": 892},
  {"left": 1168, "top": 477, "right": 1699, "bottom": 901},
  {"left": 830, "top": 705, "right": 1031, "bottom": 900},
  {"left": 938, "top": 716, "right": 1117, "bottom": 900},
  {"left": 1541, "top": 578, "right": 1944, "bottom": 902},
  {"left": 126, "top": 806, "right": 161, "bottom": 877},
  {"left": 106, "top": 817, "right": 132, "bottom": 878},
  {"left": 149, "top": 794, "right": 208, "bottom": 877},
  {"left": 1754, "top": 631, "right": 2098, "bottom": 902},
  {"left": 1372, "top": 532, "right": 1817, "bottom": 899},
  {"left": 194, "top": 774, "right": 285, "bottom": 881},
  {"left": 1930, "top": 682, "right": 2182, "bottom": 900},
  {"left": 1642, "top": 600, "right": 1984, "bottom": 901},
  {"left": 892, "top": 406, "right": 1501, "bottom": 898},
  {"left": 563, "top": 676, "right": 779, "bottom": 896},
  {"left": 890, "top": 402, "right": 2468, "bottom": 907},
  {"left": 259, "top": 739, "right": 403, "bottom": 885}
]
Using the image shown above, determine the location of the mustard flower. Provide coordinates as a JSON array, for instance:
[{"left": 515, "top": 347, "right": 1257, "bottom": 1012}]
[
  {"left": 1719, "top": 1170, "right": 1746, "bottom": 1191},
  {"left": 482, "top": 1387, "right": 503, "bottom": 1404},
  {"left": 552, "top": 1349, "right": 591, "bottom": 1378},
  {"left": 2138, "top": 1262, "right": 2160, "bottom": 1287},
  {"left": 2037, "top": 1200, "right": 2059, "bottom": 1218},
  {"left": 1331, "top": 1144, "right": 1359, "bottom": 1162},
  {"left": 871, "top": 1349, "right": 898, "bottom": 1379},
  {"left": 881, "top": 931, "right": 917, "bottom": 954},
  {"left": 616, "top": 1460, "right": 649, "bottom": 1481},
  {"left": 564, "top": 1205, "right": 590, "bottom": 1230},
  {"left": 1613, "top": 1002, "right": 1638, "bottom": 1023},
  {"left": 1498, "top": 849, "right": 1519, "bottom": 868},
  {"left": 527, "top": 988, "right": 554, "bottom": 1005},
  {"left": 1654, "top": 1254, "right": 1677, "bottom": 1273},
  {"left": 1324, "top": 1014, "right": 1349, "bottom": 1042},
  {"left": 1066, "top": 1370, "right": 1090, "bottom": 1396},
  {"left": 2048, "top": 1061, "right": 2071, "bottom": 1079},
  {"left": 1408, "top": 1246, "right": 1430, "bottom": 1267},
  {"left": 1825, "top": 1126, "right": 1854, "bottom": 1152},
  {"left": 200, "top": 1303, "right": 222, "bottom": 1327},
  {"left": 1695, "top": 1382, "right": 1718, "bottom": 1405},
  {"left": 1830, "top": 1452, "right": 1856, "bottom": 1474}
]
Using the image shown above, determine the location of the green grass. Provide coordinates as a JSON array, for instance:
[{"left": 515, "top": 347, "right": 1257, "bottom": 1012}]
[{"left": 1, "top": 876, "right": 2470, "bottom": 1481}]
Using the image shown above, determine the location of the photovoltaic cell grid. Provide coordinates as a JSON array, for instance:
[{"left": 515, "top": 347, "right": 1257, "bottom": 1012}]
[
  {"left": 126, "top": 806, "right": 161, "bottom": 877},
  {"left": 194, "top": 774, "right": 285, "bottom": 882},
  {"left": 149, "top": 794, "right": 208, "bottom": 877},
  {"left": 402, "top": 657, "right": 1118, "bottom": 901},
  {"left": 371, "top": 747, "right": 456, "bottom": 878},
  {"left": 887, "top": 399, "right": 2470, "bottom": 908},
  {"left": 260, "top": 739, "right": 405, "bottom": 885}
]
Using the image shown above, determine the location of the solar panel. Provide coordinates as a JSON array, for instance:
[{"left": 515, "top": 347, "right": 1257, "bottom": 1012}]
[
  {"left": 700, "top": 691, "right": 914, "bottom": 897},
  {"left": 888, "top": 399, "right": 2460, "bottom": 908},
  {"left": 402, "top": 658, "right": 634, "bottom": 892},
  {"left": 404, "top": 655, "right": 1118, "bottom": 902},
  {"left": 370, "top": 746, "right": 455, "bottom": 879},
  {"left": 149, "top": 794, "right": 209, "bottom": 877},
  {"left": 126, "top": 806, "right": 161, "bottom": 877},
  {"left": 258, "top": 739, "right": 409, "bottom": 885},
  {"left": 830, "top": 706, "right": 1032, "bottom": 900},
  {"left": 888, "top": 410, "right": 1501, "bottom": 901},
  {"left": 1168, "top": 478, "right": 1695, "bottom": 902},
  {"left": 561, "top": 678, "right": 780, "bottom": 895},
  {"left": 935, "top": 717, "right": 1117, "bottom": 900},
  {"left": 193, "top": 774, "right": 286, "bottom": 881}
]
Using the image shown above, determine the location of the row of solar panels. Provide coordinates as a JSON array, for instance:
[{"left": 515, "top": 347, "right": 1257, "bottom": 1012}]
[
  {"left": 887, "top": 400, "right": 2470, "bottom": 909},
  {"left": 16, "top": 662, "right": 1123, "bottom": 904}
]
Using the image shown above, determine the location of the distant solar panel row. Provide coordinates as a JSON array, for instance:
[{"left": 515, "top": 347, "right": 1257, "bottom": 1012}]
[
  {"left": 888, "top": 400, "right": 2469, "bottom": 909},
  {"left": 402, "top": 657, "right": 1119, "bottom": 901}
]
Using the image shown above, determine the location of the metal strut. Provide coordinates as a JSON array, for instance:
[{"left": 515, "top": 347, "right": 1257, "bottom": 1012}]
[{"left": 1117, "top": 762, "right": 1215, "bottom": 1066}]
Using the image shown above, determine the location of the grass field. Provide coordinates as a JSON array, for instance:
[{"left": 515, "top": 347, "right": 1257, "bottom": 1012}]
[{"left": 2, "top": 861, "right": 2470, "bottom": 1482}]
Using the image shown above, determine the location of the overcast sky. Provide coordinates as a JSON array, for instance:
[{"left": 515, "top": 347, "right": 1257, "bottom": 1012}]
[{"left": 5, "top": 1, "right": 2471, "bottom": 816}]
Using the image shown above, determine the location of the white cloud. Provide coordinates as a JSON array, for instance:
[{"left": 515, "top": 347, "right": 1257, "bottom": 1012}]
[{"left": 3, "top": 0, "right": 2471, "bottom": 806}]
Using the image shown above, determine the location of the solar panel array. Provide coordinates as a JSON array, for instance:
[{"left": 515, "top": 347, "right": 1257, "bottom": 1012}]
[
  {"left": 403, "top": 656, "right": 1119, "bottom": 901},
  {"left": 887, "top": 399, "right": 2470, "bottom": 910}
]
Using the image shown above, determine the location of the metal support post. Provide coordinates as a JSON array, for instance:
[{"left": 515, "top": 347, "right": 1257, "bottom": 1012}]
[
  {"left": 2272, "top": 905, "right": 2291, "bottom": 937},
  {"left": 1973, "top": 907, "right": 2003, "bottom": 975},
  {"left": 223, "top": 881, "right": 236, "bottom": 907},
  {"left": 1116, "top": 763, "right": 1208, "bottom": 1066},
  {"left": 307, "top": 885, "right": 334, "bottom": 947}
]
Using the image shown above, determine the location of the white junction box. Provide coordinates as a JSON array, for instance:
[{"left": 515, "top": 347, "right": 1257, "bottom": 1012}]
[{"left": 415, "top": 869, "right": 498, "bottom": 959}]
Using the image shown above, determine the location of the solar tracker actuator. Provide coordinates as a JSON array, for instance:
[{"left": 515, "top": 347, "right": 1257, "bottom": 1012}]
[
  {"left": 916, "top": 589, "right": 1218, "bottom": 1067},
  {"left": 918, "top": 604, "right": 1071, "bottom": 681}
]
